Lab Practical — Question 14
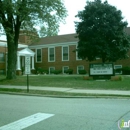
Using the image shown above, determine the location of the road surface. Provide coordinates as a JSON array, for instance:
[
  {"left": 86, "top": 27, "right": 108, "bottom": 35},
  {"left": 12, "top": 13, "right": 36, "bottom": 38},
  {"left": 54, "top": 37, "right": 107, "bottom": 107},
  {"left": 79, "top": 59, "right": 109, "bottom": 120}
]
[{"left": 0, "top": 94, "right": 130, "bottom": 130}]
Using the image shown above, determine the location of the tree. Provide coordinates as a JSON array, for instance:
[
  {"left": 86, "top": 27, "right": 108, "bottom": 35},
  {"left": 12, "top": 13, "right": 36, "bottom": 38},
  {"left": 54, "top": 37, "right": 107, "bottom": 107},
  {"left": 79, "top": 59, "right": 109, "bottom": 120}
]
[
  {"left": 75, "top": 0, "right": 130, "bottom": 63},
  {"left": 0, "top": 0, "right": 67, "bottom": 79}
]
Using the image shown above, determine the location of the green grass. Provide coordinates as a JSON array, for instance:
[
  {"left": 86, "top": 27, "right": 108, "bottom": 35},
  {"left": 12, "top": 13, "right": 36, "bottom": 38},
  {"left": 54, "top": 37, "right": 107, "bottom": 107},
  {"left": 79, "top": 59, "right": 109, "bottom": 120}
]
[{"left": 0, "top": 75, "right": 130, "bottom": 90}]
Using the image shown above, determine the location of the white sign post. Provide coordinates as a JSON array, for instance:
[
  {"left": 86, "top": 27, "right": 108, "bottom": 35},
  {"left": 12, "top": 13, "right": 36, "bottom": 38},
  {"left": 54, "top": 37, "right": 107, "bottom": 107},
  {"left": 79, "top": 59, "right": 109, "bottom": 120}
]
[
  {"left": 25, "top": 56, "right": 31, "bottom": 92},
  {"left": 25, "top": 56, "right": 31, "bottom": 74}
]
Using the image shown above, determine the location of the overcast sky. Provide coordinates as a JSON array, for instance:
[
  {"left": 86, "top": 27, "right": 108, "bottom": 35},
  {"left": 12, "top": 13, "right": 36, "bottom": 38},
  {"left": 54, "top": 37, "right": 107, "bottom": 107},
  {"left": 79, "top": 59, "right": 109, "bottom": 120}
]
[
  {"left": 0, "top": 0, "right": 130, "bottom": 40},
  {"left": 58, "top": 0, "right": 130, "bottom": 35}
]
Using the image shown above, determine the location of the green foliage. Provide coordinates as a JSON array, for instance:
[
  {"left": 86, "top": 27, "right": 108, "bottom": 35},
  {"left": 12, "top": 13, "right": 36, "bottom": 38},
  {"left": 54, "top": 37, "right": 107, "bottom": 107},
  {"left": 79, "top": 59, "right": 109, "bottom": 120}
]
[
  {"left": 75, "top": 0, "right": 130, "bottom": 63},
  {"left": 122, "top": 67, "right": 130, "bottom": 75},
  {"left": 0, "top": 0, "right": 67, "bottom": 37},
  {"left": 0, "top": 0, "right": 67, "bottom": 79},
  {"left": 36, "top": 67, "right": 49, "bottom": 74},
  {"left": 78, "top": 70, "right": 87, "bottom": 74},
  {"left": 65, "top": 69, "right": 73, "bottom": 74},
  {"left": 53, "top": 70, "right": 62, "bottom": 75},
  {"left": 50, "top": 70, "right": 62, "bottom": 74}
]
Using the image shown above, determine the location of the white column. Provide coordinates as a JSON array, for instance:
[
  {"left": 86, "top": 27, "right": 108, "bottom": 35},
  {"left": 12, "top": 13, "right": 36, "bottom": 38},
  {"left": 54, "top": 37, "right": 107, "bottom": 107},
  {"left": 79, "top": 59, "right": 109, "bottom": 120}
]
[
  {"left": 17, "top": 55, "right": 21, "bottom": 70},
  {"left": 31, "top": 56, "right": 35, "bottom": 70}
]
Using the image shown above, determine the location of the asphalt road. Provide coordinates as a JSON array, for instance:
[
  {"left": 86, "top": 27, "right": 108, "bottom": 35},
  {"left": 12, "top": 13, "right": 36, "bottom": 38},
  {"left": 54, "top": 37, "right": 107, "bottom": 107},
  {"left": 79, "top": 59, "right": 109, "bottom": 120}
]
[{"left": 0, "top": 94, "right": 130, "bottom": 130}]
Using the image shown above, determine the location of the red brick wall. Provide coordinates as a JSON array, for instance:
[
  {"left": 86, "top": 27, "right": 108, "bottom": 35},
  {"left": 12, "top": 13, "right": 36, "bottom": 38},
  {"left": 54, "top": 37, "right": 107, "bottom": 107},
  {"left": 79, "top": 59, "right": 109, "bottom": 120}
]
[
  {"left": 0, "top": 47, "right": 6, "bottom": 72},
  {"left": 34, "top": 45, "right": 130, "bottom": 74}
]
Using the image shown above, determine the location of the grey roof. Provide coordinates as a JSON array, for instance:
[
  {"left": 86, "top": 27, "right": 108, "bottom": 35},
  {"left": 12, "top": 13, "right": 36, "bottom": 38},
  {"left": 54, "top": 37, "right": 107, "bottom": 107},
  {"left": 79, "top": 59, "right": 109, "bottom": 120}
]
[
  {"left": 29, "top": 27, "right": 130, "bottom": 46},
  {"left": 30, "top": 33, "right": 78, "bottom": 46}
]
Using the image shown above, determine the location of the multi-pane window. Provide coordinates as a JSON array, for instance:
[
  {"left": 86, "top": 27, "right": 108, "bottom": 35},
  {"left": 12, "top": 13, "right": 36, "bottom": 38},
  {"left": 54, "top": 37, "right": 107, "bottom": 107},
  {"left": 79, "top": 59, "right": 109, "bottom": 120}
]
[
  {"left": 63, "top": 66, "right": 69, "bottom": 74},
  {"left": 62, "top": 46, "right": 69, "bottom": 61},
  {"left": 48, "top": 47, "right": 55, "bottom": 62},
  {"left": 77, "top": 65, "right": 84, "bottom": 74},
  {"left": 0, "top": 53, "right": 4, "bottom": 62},
  {"left": 36, "top": 49, "right": 42, "bottom": 62},
  {"left": 49, "top": 67, "right": 55, "bottom": 74}
]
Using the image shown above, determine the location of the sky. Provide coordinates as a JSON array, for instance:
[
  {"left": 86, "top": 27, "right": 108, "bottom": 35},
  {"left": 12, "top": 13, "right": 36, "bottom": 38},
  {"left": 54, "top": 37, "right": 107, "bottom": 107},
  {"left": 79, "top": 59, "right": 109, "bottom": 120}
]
[
  {"left": 58, "top": 0, "right": 130, "bottom": 35},
  {"left": 0, "top": 0, "right": 130, "bottom": 40}
]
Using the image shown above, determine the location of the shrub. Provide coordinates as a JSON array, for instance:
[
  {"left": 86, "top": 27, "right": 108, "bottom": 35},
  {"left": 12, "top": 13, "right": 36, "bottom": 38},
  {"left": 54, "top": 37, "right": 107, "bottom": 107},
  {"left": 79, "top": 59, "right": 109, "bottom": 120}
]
[
  {"left": 122, "top": 67, "right": 130, "bottom": 75},
  {"left": 65, "top": 69, "right": 73, "bottom": 74},
  {"left": 36, "top": 67, "right": 49, "bottom": 74},
  {"left": 53, "top": 70, "right": 62, "bottom": 75},
  {"left": 114, "top": 68, "right": 122, "bottom": 74},
  {"left": 78, "top": 70, "right": 87, "bottom": 74},
  {"left": 43, "top": 69, "right": 49, "bottom": 74}
]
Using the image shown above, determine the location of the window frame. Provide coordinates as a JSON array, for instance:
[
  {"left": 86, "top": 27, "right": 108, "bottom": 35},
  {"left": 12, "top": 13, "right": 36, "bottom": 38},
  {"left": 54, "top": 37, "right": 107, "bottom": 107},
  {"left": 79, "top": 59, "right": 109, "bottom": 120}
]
[
  {"left": 48, "top": 47, "right": 55, "bottom": 62},
  {"left": 49, "top": 67, "right": 55, "bottom": 74},
  {"left": 77, "top": 65, "right": 84, "bottom": 74},
  {"left": 36, "top": 48, "right": 42, "bottom": 63},
  {"left": 62, "top": 46, "right": 69, "bottom": 61},
  {"left": 62, "top": 66, "right": 69, "bottom": 74}
]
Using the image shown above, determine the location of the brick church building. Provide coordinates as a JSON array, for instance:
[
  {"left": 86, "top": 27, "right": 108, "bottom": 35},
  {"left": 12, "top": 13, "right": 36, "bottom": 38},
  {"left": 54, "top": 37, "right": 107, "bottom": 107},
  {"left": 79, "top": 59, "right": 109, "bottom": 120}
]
[{"left": 0, "top": 27, "right": 130, "bottom": 75}]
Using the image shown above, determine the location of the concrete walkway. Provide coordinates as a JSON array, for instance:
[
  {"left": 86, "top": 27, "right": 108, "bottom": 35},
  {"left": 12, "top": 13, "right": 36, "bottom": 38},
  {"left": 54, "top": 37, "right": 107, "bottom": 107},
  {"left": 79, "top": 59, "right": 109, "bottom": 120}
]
[{"left": 0, "top": 85, "right": 130, "bottom": 96}]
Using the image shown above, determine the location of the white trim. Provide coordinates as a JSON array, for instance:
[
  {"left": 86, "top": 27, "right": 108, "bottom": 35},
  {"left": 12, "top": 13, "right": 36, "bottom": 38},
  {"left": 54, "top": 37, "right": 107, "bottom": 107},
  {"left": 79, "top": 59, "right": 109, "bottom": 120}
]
[
  {"left": 29, "top": 42, "right": 77, "bottom": 49},
  {"left": 48, "top": 47, "right": 55, "bottom": 62},
  {"left": 62, "top": 66, "right": 69, "bottom": 74},
  {"left": 62, "top": 46, "right": 69, "bottom": 61},
  {"left": 77, "top": 65, "right": 84, "bottom": 74},
  {"left": 49, "top": 67, "right": 55, "bottom": 74},
  {"left": 36, "top": 48, "right": 42, "bottom": 63}
]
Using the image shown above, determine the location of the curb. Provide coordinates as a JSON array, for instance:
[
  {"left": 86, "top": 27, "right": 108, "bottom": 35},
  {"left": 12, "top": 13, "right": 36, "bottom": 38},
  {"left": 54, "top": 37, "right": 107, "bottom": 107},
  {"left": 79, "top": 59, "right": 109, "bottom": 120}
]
[{"left": 0, "top": 91, "right": 130, "bottom": 99}]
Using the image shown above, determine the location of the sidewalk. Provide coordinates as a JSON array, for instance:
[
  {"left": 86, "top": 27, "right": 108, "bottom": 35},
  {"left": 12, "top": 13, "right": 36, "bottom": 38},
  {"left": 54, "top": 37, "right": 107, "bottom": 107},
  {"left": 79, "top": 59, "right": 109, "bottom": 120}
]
[{"left": 0, "top": 85, "right": 130, "bottom": 97}]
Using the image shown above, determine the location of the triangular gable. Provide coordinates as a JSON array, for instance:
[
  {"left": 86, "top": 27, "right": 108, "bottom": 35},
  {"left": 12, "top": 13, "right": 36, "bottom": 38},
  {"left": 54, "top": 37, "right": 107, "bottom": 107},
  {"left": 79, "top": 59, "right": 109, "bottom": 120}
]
[{"left": 18, "top": 48, "right": 35, "bottom": 56}]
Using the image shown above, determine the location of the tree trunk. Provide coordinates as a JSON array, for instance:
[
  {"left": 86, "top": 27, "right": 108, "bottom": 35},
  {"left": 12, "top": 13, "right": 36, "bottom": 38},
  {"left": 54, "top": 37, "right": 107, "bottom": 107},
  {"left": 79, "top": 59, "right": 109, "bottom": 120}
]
[{"left": 6, "top": 35, "right": 18, "bottom": 79}]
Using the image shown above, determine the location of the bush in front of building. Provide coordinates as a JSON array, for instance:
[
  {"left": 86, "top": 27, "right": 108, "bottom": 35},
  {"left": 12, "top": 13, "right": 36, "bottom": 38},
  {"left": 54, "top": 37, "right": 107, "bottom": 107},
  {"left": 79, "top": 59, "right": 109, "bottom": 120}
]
[
  {"left": 122, "top": 67, "right": 130, "bottom": 75},
  {"left": 65, "top": 69, "right": 73, "bottom": 74},
  {"left": 36, "top": 67, "right": 49, "bottom": 74},
  {"left": 78, "top": 70, "right": 87, "bottom": 74},
  {"left": 54, "top": 70, "right": 62, "bottom": 75}
]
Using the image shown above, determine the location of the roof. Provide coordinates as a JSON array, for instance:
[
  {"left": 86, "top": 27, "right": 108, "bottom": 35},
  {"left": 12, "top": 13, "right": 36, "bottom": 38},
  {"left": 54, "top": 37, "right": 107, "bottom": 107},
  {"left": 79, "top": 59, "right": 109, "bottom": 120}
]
[
  {"left": 30, "top": 33, "right": 78, "bottom": 46},
  {"left": 30, "top": 27, "right": 130, "bottom": 46}
]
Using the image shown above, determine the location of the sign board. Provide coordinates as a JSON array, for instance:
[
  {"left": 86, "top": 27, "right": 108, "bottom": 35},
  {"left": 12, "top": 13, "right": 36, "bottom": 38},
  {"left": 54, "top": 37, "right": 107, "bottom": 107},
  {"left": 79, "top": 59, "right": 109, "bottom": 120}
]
[
  {"left": 25, "top": 56, "right": 31, "bottom": 75},
  {"left": 89, "top": 63, "right": 114, "bottom": 77},
  {"left": 25, "top": 65, "right": 31, "bottom": 75}
]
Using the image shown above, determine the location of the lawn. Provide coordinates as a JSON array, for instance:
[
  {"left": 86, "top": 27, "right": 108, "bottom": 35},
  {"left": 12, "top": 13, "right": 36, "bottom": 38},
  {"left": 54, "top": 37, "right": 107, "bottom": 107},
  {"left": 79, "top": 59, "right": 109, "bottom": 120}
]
[{"left": 0, "top": 75, "right": 130, "bottom": 90}]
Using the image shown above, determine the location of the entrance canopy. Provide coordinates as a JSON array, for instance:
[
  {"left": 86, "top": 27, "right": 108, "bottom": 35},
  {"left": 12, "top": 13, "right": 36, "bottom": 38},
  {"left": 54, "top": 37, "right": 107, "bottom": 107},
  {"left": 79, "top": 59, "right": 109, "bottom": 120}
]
[
  {"left": 18, "top": 48, "right": 35, "bottom": 56},
  {"left": 17, "top": 48, "right": 35, "bottom": 70}
]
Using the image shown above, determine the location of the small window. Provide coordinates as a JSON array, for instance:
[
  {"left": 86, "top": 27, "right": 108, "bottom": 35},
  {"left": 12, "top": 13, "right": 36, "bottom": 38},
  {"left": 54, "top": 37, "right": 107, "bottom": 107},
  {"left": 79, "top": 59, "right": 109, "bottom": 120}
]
[
  {"left": 36, "top": 49, "right": 42, "bottom": 62},
  {"left": 63, "top": 66, "right": 69, "bottom": 74},
  {"left": 49, "top": 67, "right": 55, "bottom": 74},
  {"left": 77, "top": 65, "right": 84, "bottom": 74},
  {"left": 48, "top": 47, "right": 55, "bottom": 62},
  {"left": 114, "top": 65, "right": 122, "bottom": 74},
  {"left": 0, "top": 53, "right": 4, "bottom": 62},
  {"left": 62, "top": 46, "right": 69, "bottom": 61}
]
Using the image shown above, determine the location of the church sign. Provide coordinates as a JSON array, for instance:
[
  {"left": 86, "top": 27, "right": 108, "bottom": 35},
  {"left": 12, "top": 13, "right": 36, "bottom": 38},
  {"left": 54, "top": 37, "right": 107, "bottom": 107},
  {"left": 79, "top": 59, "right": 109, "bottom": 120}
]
[{"left": 89, "top": 63, "right": 114, "bottom": 79}]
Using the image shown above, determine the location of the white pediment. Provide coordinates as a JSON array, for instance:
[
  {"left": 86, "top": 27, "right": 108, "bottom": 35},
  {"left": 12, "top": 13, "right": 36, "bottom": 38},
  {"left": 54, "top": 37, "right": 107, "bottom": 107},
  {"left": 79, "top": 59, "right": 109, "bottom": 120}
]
[{"left": 18, "top": 48, "right": 35, "bottom": 56}]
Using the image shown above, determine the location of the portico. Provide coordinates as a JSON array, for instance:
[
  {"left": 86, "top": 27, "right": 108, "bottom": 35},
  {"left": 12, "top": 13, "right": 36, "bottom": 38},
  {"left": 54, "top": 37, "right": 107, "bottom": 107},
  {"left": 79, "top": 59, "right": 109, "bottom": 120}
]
[{"left": 17, "top": 48, "right": 35, "bottom": 74}]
